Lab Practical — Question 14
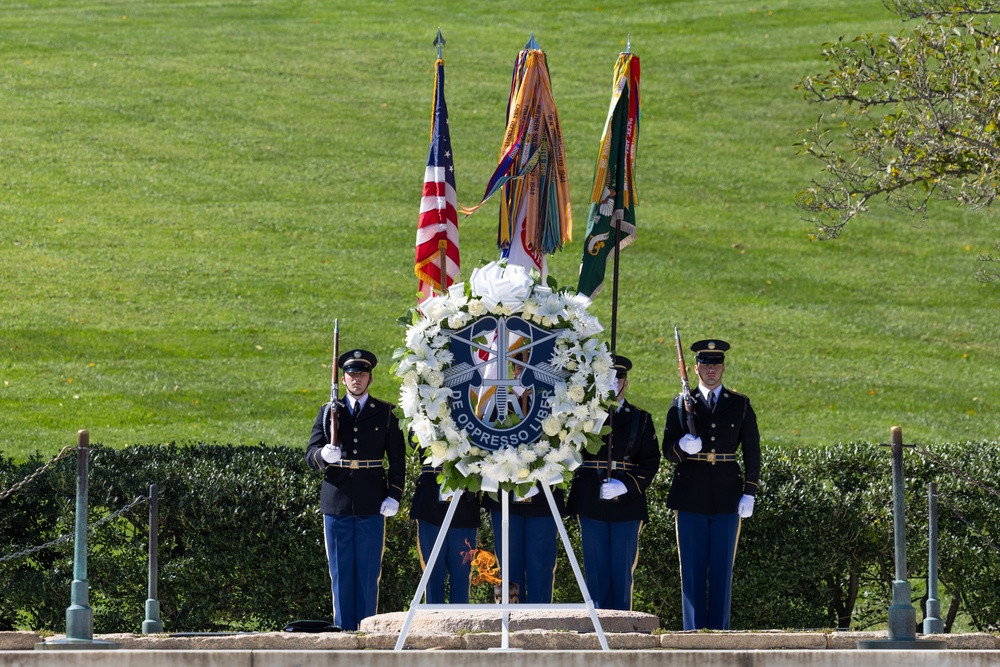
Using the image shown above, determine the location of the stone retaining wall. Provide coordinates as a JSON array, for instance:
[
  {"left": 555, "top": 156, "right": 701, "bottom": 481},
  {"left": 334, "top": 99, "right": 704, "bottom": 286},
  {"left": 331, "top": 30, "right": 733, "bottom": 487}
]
[{"left": 4, "top": 630, "right": 998, "bottom": 651}]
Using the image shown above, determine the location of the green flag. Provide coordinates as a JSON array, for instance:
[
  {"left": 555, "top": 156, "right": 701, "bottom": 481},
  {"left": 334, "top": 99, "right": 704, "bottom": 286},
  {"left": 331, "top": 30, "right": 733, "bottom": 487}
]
[{"left": 577, "top": 53, "right": 640, "bottom": 298}]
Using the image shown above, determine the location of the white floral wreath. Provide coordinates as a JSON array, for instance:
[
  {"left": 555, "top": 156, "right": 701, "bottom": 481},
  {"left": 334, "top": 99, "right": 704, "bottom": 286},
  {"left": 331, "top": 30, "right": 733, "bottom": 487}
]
[{"left": 393, "top": 260, "right": 617, "bottom": 495}]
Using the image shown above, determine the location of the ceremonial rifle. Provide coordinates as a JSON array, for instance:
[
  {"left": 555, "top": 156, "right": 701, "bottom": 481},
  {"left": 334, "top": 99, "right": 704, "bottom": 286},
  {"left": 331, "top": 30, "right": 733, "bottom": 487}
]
[
  {"left": 674, "top": 327, "right": 697, "bottom": 437},
  {"left": 329, "top": 319, "right": 340, "bottom": 448}
]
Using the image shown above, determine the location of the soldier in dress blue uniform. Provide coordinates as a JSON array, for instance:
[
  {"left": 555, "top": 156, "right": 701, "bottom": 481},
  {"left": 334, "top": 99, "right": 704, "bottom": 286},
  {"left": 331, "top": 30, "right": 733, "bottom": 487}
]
[
  {"left": 567, "top": 354, "right": 660, "bottom": 610},
  {"left": 662, "top": 339, "right": 760, "bottom": 630},
  {"left": 305, "top": 349, "right": 406, "bottom": 631},
  {"left": 410, "top": 458, "right": 480, "bottom": 603}
]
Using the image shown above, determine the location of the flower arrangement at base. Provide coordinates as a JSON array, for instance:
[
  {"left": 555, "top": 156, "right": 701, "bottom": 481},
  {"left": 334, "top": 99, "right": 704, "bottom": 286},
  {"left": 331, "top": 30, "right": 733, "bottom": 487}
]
[{"left": 393, "top": 260, "right": 617, "bottom": 496}]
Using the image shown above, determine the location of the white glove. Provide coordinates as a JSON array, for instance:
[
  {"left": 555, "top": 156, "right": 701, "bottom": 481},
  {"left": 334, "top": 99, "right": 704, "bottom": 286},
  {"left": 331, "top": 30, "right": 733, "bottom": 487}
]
[
  {"left": 737, "top": 494, "right": 755, "bottom": 518},
  {"left": 679, "top": 434, "right": 702, "bottom": 455},
  {"left": 380, "top": 497, "right": 400, "bottom": 518},
  {"left": 439, "top": 487, "right": 456, "bottom": 502},
  {"left": 321, "top": 444, "right": 342, "bottom": 463},
  {"left": 600, "top": 479, "right": 628, "bottom": 500}
]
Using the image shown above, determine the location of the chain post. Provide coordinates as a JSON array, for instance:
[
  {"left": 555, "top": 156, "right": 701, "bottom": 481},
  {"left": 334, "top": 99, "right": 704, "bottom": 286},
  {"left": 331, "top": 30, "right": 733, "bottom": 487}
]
[
  {"left": 857, "top": 427, "right": 946, "bottom": 650},
  {"left": 142, "top": 483, "right": 163, "bottom": 634},
  {"left": 36, "top": 431, "right": 122, "bottom": 651},
  {"left": 67, "top": 430, "right": 93, "bottom": 641},
  {"left": 923, "top": 482, "right": 944, "bottom": 634}
]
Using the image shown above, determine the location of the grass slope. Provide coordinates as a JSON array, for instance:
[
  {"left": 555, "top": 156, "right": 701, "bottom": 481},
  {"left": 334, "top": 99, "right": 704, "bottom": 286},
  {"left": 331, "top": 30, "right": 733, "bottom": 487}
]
[{"left": 1, "top": 0, "right": 996, "bottom": 459}]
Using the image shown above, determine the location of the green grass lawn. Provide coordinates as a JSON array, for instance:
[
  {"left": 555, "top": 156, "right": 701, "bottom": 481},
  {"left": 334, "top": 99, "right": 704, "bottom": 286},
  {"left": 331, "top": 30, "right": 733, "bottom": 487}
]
[{"left": 2, "top": 0, "right": 997, "bottom": 459}]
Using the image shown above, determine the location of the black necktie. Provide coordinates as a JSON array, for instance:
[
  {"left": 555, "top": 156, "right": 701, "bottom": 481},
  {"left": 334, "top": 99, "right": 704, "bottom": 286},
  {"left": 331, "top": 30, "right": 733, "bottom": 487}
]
[
  {"left": 351, "top": 401, "right": 359, "bottom": 417},
  {"left": 707, "top": 392, "right": 716, "bottom": 411}
]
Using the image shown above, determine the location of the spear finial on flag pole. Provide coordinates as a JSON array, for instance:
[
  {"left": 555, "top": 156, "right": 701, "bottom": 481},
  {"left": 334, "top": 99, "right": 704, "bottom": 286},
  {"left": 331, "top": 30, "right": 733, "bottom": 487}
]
[
  {"left": 524, "top": 32, "right": 539, "bottom": 50},
  {"left": 433, "top": 28, "right": 448, "bottom": 291},
  {"left": 435, "top": 27, "right": 445, "bottom": 59}
]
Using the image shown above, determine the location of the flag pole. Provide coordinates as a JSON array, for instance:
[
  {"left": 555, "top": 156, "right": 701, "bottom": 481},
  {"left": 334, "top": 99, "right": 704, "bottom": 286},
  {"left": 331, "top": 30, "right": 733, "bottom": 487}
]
[
  {"left": 438, "top": 235, "right": 448, "bottom": 294},
  {"left": 606, "top": 38, "right": 630, "bottom": 483},
  {"left": 434, "top": 28, "right": 447, "bottom": 295},
  {"left": 608, "top": 34, "right": 633, "bottom": 354}
]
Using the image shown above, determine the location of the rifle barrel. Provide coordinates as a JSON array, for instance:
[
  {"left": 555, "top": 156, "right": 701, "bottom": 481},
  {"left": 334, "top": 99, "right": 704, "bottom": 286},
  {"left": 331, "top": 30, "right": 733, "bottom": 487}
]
[
  {"left": 329, "top": 320, "right": 340, "bottom": 447},
  {"left": 674, "top": 327, "right": 697, "bottom": 437}
]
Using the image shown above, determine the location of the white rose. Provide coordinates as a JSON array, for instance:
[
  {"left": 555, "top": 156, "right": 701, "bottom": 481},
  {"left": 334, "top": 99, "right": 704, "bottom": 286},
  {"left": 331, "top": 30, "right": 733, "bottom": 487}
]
[
  {"left": 430, "top": 441, "right": 448, "bottom": 460},
  {"left": 426, "top": 369, "right": 444, "bottom": 388},
  {"left": 400, "top": 370, "right": 419, "bottom": 388},
  {"left": 567, "top": 385, "right": 586, "bottom": 403},
  {"left": 468, "top": 300, "right": 486, "bottom": 316},
  {"left": 542, "top": 316, "right": 554, "bottom": 327},
  {"left": 448, "top": 312, "right": 471, "bottom": 329},
  {"left": 565, "top": 360, "right": 578, "bottom": 371},
  {"left": 542, "top": 416, "right": 561, "bottom": 437}
]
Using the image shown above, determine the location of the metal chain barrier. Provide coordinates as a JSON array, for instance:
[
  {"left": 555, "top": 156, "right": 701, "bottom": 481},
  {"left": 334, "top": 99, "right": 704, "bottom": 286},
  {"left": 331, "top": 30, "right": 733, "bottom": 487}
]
[
  {"left": 0, "top": 445, "right": 79, "bottom": 501},
  {"left": 913, "top": 445, "right": 1000, "bottom": 556},
  {"left": 913, "top": 444, "right": 1000, "bottom": 500},
  {"left": 936, "top": 491, "right": 1000, "bottom": 556},
  {"left": 0, "top": 494, "right": 148, "bottom": 565}
]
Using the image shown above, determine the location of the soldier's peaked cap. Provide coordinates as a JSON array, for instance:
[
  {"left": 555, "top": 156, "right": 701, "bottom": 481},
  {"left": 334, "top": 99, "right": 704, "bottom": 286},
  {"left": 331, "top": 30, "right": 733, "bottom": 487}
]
[
  {"left": 690, "top": 339, "right": 730, "bottom": 363},
  {"left": 612, "top": 354, "right": 632, "bottom": 378},
  {"left": 338, "top": 349, "right": 377, "bottom": 372}
]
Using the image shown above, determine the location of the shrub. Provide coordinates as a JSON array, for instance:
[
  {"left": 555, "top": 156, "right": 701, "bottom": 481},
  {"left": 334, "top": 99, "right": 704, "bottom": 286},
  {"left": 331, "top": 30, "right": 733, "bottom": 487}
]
[{"left": 1, "top": 441, "right": 997, "bottom": 632}]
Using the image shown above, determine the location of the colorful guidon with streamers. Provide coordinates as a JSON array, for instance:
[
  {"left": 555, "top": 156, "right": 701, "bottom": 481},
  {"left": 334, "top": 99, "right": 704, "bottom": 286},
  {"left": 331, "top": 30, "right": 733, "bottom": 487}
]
[
  {"left": 393, "top": 261, "right": 617, "bottom": 496},
  {"left": 577, "top": 52, "right": 641, "bottom": 299},
  {"left": 461, "top": 48, "right": 572, "bottom": 262}
]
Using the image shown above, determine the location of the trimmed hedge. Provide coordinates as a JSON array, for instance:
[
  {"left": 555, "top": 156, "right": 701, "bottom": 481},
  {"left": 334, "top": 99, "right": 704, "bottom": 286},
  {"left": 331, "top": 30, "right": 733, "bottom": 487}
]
[{"left": 1, "top": 442, "right": 997, "bottom": 632}]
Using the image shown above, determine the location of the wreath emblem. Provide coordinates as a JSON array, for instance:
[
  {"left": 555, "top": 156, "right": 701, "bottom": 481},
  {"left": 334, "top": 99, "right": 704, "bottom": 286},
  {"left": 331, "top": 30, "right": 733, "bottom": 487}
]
[{"left": 393, "top": 261, "right": 616, "bottom": 495}]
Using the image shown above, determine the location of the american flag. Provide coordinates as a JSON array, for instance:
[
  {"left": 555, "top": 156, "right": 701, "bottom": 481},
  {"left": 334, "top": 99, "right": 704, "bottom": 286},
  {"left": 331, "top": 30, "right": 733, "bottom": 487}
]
[{"left": 415, "top": 58, "right": 459, "bottom": 303}]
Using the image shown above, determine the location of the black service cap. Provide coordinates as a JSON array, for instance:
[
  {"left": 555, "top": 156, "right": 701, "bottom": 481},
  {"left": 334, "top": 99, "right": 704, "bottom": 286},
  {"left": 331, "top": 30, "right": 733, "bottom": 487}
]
[
  {"left": 690, "top": 339, "right": 730, "bottom": 364},
  {"left": 612, "top": 354, "right": 632, "bottom": 378},
  {"left": 338, "top": 349, "right": 377, "bottom": 372}
]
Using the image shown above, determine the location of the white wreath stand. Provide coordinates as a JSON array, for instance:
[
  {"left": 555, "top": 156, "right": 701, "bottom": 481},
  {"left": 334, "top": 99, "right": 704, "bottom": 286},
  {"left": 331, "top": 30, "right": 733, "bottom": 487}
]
[{"left": 393, "top": 484, "right": 609, "bottom": 651}]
